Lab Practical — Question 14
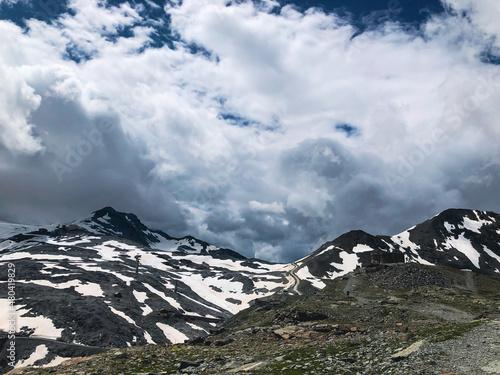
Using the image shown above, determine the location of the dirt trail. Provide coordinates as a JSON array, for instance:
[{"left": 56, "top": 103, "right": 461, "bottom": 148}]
[
  {"left": 465, "top": 271, "right": 477, "bottom": 293},
  {"left": 343, "top": 273, "right": 356, "bottom": 295},
  {"left": 343, "top": 272, "right": 370, "bottom": 305},
  {"left": 409, "top": 302, "right": 475, "bottom": 322}
]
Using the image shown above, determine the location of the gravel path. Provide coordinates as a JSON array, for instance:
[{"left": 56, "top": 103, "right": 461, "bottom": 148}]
[{"left": 409, "top": 319, "right": 500, "bottom": 374}]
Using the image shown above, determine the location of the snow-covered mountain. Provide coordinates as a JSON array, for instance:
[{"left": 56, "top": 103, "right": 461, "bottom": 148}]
[
  {"left": 1, "top": 207, "right": 500, "bottom": 371},
  {"left": 295, "top": 209, "right": 500, "bottom": 288},
  {"left": 0, "top": 207, "right": 292, "bottom": 370},
  {"left": 73, "top": 207, "right": 246, "bottom": 259}
]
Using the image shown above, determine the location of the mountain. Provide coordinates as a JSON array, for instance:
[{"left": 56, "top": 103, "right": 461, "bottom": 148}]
[
  {"left": 294, "top": 209, "right": 500, "bottom": 291},
  {"left": 72, "top": 206, "right": 246, "bottom": 260},
  {"left": 1, "top": 207, "right": 500, "bottom": 372},
  {"left": 8, "top": 261, "right": 500, "bottom": 375},
  {"left": 0, "top": 207, "right": 291, "bottom": 372}
]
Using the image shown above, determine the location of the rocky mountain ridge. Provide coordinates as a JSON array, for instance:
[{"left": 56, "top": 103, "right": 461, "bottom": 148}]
[
  {"left": 295, "top": 208, "right": 500, "bottom": 290},
  {"left": 0, "top": 208, "right": 290, "bottom": 372},
  {"left": 1, "top": 207, "right": 500, "bottom": 372}
]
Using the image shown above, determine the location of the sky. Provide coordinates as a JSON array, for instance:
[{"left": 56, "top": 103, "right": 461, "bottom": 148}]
[{"left": 0, "top": 0, "right": 499, "bottom": 262}]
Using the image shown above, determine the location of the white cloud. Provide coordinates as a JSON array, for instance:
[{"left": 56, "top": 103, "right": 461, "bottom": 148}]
[
  {"left": 0, "top": 59, "right": 43, "bottom": 154},
  {"left": 0, "top": 0, "right": 24, "bottom": 5},
  {"left": 0, "top": 0, "right": 500, "bottom": 261},
  {"left": 249, "top": 200, "right": 285, "bottom": 214},
  {"left": 445, "top": 0, "right": 500, "bottom": 47}
]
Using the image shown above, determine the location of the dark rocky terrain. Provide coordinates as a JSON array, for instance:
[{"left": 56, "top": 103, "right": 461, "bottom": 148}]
[
  {"left": 1, "top": 207, "right": 500, "bottom": 373},
  {"left": 6, "top": 262, "right": 500, "bottom": 374}
]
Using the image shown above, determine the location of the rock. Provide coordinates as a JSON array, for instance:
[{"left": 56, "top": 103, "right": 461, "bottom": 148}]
[
  {"left": 274, "top": 307, "right": 328, "bottom": 324},
  {"left": 482, "top": 360, "right": 500, "bottom": 373},
  {"left": 113, "top": 351, "right": 127, "bottom": 359},
  {"left": 227, "top": 362, "right": 264, "bottom": 373},
  {"left": 341, "top": 357, "right": 356, "bottom": 363},
  {"left": 187, "top": 336, "right": 206, "bottom": 345},
  {"left": 391, "top": 340, "right": 426, "bottom": 361},
  {"left": 179, "top": 360, "right": 203, "bottom": 370},
  {"left": 313, "top": 324, "right": 333, "bottom": 332},
  {"left": 210, "top": 338, "right": 233, "bottom": 346},
  {"left": 274, "top": 325, "right": 304, "bottom": 339}
]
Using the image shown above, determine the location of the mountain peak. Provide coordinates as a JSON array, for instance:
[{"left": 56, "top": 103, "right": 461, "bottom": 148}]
[
  {"left": 78, "top": 207, "right": 245, "bottom": 259},
  {"left": 299, "top": 208, "right": 500, "bottom": 280},
  {"left": 75, "top": 207, "right": 166, "bottom": 246},
  {"left": 92, "top": 206, "right": 118, "bottom": 216}
]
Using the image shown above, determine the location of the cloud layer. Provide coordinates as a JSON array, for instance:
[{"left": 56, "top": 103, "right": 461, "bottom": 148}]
[{"left": 1, "top": 0, "right": 500, "bottom": 262}]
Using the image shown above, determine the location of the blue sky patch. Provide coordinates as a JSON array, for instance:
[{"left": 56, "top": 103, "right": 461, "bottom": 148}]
[
  {"left": 218, "top": 113, "right": 257, "bottom": 127},
  {"left": 335, "top": 123, "right": 359, "bottom": 137},
  {"left": 278, "top": 0, "right": 445, "bottom": 30}
]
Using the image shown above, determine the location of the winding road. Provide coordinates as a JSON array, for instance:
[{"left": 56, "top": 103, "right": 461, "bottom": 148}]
[{"left": 288, "top": 262, "right": 303, "bottom": 295}]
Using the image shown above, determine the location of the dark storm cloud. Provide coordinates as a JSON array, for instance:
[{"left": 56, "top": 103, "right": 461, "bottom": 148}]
[{"left": 0, "top": 94, "right": 189, "bottom": 234}]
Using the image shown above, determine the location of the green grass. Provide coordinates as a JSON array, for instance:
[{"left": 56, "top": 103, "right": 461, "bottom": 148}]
[{"left": 408, "top": 320, "right": 484, "bottom": 343}]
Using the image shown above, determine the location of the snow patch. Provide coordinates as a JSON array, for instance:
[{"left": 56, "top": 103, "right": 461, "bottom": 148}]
[
  {"left": 329, "top": 251, "right": 358, "bottom": 278},
  {"left": 0, "top": 240, "right": 15, "bottom": 250},
  {"left": 15, "top": 344, "right": 49, "bottom": 368},
  {"left": 315, "top": 245, "right": 335, "bottom": 257},
  {"left": 461, "top": 217, "right": 484, "bottom": 234},
  {"left": 47, "top": 236, "right": 100, "bottom": 247},
  {"left": 133, "top": 290, "right": 148, "bottom": 303},
  {"left": 0, "top": 301, "right": 64, "bottom": 339},
  {"left": 143, "top": 283, "right": 183, "bottom": 311},
  {"left": 443, "top": 222, "right": 455, "bottom": 232},
  {"left": 144, "top": 330, "right": 155, "bottom": 344},
  {"left": 156, "top": 323, "right": 189, "bottom": 344},
  {"left": 483, "top": 246, "right": 500, "bottom": 264},
  {"left": 75, "top": 263, "right": 135, "bottom": 285},
  {"left": 352, "top": 244, "right": 374, "bottom": 253},
  {"left": 0, "top": 253, "right": 84, "bottom": 262},
  {"left": 43, "top": 356, "right": 73, "bottom": 368},
  {"left": 445, "top": 234, "right": 481, "bottom": 268},
  {"left": 0, "top": 222, "right": 41, "bottom": 240},
  {"left": 295, "top": 266, "right": 326, "bottom": 289},
  {"left": 108, "top": 306, "right": 137, "bottom": 326},
  {"left": 97, "top": 214, "right": 111, "bottom": 224},
  {"left": 74, "top": 282, "right": 104, "bottom": 297},
  {"left": 89, "top": 243, "right": 120, "bottom": 261},
  {"left": 141, "top": 304, "right": 153, "bottom": 316},
  {"left": 186, "top": 322, "right": 208, "bottom": 333},
  {"left": 16, "top": 280, "right": 103, "bottom": 297}
]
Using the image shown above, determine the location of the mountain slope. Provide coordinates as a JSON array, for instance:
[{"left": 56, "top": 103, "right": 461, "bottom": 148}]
[
  {"left": 295, "top": 209, "right": 500, "bottom": 289},
  {"left": 8, "top": 262, "right": 500, "bottom": 375},
  {"left": 1, "top": 207, "right": 500, "bottom": 372},
  {"left": 0, "top": 208, "right": 291, "bottom": 371}
]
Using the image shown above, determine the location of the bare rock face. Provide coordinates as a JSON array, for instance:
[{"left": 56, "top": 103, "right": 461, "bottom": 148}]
[{"left": 273, "top": 308, "right": 329, "bottom": 324}]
